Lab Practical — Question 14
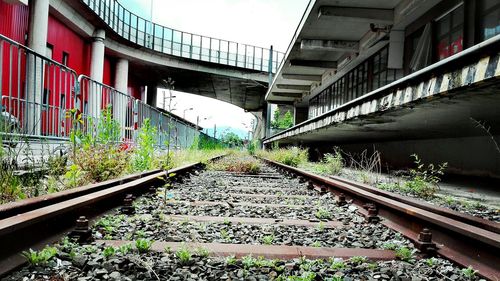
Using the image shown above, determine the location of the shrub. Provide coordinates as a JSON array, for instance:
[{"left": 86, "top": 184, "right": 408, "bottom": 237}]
[
  {"left": 74, "top": 145, "right": 129, "bottom": 183},
  {"left": 404, "top": 154, "right": 447, "bottom": 199},
  {"left": 259, "top": 147, "right": 308, "bottom": 167},
  {"left": 131, "top": 119, "right": 157, "bottom": 172}
]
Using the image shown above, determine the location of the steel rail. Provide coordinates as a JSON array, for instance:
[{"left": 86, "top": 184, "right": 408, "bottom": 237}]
[
  {"left": 0, "top": 154, "right": 224, "bottom": 276},
  {"left": 260, "top": 157, "right": 500, "bottom": 281}
]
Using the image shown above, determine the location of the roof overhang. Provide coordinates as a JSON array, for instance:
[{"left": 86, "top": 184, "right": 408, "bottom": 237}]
[{"left": 266, "top": 0, "right": 438, "bottom": 105}]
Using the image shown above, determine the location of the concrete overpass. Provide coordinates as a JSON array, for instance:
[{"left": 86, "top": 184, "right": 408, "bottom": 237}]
[
  {"left": 53, "top": 0, "right": 284, "bottom": 112},
  {"left": 264, "top": 0, "right": 500, "bottom": 178}
]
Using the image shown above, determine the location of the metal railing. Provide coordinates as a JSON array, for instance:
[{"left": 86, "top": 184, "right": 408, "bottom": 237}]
[
  {"left": 1, "top": 34, "right": 78, "bottom": 140},
  {"left": 1, "top": 33, "right": 202, "bottom": 149},
  {"left": 81, "top": 0, "right": 284, "bottom": 73}
]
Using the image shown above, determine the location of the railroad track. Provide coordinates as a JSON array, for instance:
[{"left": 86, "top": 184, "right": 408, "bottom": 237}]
[{"left": 0, "top": 156, "right": 498, "bottom": 280}]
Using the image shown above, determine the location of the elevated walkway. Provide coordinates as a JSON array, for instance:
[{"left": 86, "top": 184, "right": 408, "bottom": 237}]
[{"left": 59, "top": 0, "right": 284, "bottom": 111}]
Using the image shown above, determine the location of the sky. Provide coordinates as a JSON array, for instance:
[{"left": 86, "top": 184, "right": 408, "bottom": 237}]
[{"left": 119, "top": 0, "right": 309, "bottom": 137}]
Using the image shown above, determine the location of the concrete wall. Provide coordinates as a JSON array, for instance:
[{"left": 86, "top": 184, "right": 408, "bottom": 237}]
[{"left": 309, "top": 135, "right": 500, "bottom": 179}]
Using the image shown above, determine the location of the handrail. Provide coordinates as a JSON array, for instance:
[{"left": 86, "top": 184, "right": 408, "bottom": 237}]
[
  {"left": 81, "top": 0, "right": 285, "bottom": 73},
  {"left": 264, "top": 33, "right": 500, "bottom": 141}
]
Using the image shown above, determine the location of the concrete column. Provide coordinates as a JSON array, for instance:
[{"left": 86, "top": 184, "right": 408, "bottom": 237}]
[
  {"left": 113, "top": 59, "right": 129, "bottom": 139},
  {"left": 26, "top": 0, "right": 49, "bottom": 135},
  {"left": 89, "top": 29, "right": 105, "bottom": 120},
  {"left": 90, "top": 29, "right": 106, "bottom": 83},
  {"left": 114, "top": 58, "right": 128, "bottom": 93},
  {"left": 28, "top": 0, "right": 49, "bottom": 53}
]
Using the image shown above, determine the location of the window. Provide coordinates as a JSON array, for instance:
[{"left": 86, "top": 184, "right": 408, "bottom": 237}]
[
  {"left": 307, "top": 45, "right": 399, "bottom": 119},
  {"left": 479, "top": 0, "right": 500, "bottom": 41},
  {"left": 62, "top": 52, "right": 69, "bottom": 66},
  {"left": 435, "top": 4, "right": 464, "bottom": 61}
]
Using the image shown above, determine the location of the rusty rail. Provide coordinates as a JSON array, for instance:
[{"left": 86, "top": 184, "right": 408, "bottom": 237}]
[
  {"left": 260, "top": 157, "right": 500, "bottom": 281},
  {"left": 0, "top": 155, "right": 224, "bottom": 276}
]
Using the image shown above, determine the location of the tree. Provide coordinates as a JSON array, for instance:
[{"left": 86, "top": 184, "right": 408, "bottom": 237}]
[
  {"left": 271, "top": 108, "right": 294, "bottom": 129},
  {"left": 221, "top": 132, "right": 243, "bottom": 147}
]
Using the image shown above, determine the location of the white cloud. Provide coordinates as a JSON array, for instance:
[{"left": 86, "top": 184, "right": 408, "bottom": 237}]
[{"left": 119, "top": 0, "right": 309, "bottom": 134}]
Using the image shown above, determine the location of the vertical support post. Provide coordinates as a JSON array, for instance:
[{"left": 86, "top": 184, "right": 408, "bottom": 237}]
[
  {"left": 265, "top": 45, "right": 274, "bottom": 139},
  {"left": 133, "top": 99, "right": 138, "bottom": 142},
  {"left": 26, "top": 0, "right": 50, "bottom": 135}
]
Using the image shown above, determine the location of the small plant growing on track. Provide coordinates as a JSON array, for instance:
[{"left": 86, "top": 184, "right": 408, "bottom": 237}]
[
  {"left": 135, "top": 238, "right": 153, "bottom": 253},
  {"left": 225, "top": 255, "right": 237, "bottom": 265},
  {"left": 196, "top": 247, "right": 210, "bottom": 258},
  {"left": 314, "top": 149, "right": 343, "bottom": 175},
  {"left": 22, "top": 246, "right": 58, "bottom": 265},
  {"left": 311, "top": 241, "right": 321, "bottom": 248},
  {"left": 242, "top": 255, "right": 257, "bottom": 269},
  {"left": 220, "top": 229, "right": 230, "bottom": 241},
  {"left": 461, "top": 266, "right": 478, "bottom": 279},
  {"left": 315, "top": 207, "right": 332, "bottom": 220},
  {"left": 209, "top": 154, "right": 262, "bottom": 174},
  {"left": 325, "top": 276, "right": 344, "bottom": 281},
  {"left": 261, "top": 234, "right": 275, "bottom": 245},
  {"left": 395, "top": 246, "right": 414, "bottom": 262},
  {"left": 349, "top": 256, "right": 367, "bottom": 265},
  {"left": 103, "top": 246, "right": 116, "bottom": 258},
  {"left": 175, "top": 244, "right": 193, "bottom": 265},
  {"left": 316, "top": 221, "right": 325, "bottom": 231},
  {"left": 425, "top": 257, "right": 438, "bottom": 267},
  {"left": 329, "top": 259, "right": 346, "bottom": 270},
  {"left": 404, "top": 154, "right": 447, "bottom": 199},
  {"left": 283, "top": 271, "right": 317, "bottom": 281},
  {"left": 118, "top": 243, "right": 133, "bottom": 255},
  {"left": 381, "top": 242, "right": 398, "bottom": 250},
  {"left": 64, "top": 164, "right": 84, "bottom": 188},
  {"left": 223, "top": 217, "right": 231, "bottom": 225}
]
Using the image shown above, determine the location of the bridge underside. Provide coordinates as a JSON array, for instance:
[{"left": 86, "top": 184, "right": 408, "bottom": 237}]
[
  {"left": 129, "top": 60, "right": 268, "bottom": 111},
  {"left": 272, "top": 80, "right": 500, "bottom": 144}
]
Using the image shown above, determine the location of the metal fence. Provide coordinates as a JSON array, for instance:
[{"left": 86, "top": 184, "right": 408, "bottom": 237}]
[
  {"left": 1, "top": 34, "right": 78, "bottom": 141},
  {"left": 1, "top": 33, "right": 202, "bottom": 149},
  {"left": 81, "top": 0, "right": 284, "bottom": 73}
]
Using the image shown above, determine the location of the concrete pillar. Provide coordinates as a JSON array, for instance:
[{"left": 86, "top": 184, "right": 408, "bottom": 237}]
[
  {"left": 90, "top": 29, "right": 106, "bottom": 83},
  {"left": 89, "top": 29, "right": 105, "bottom": 119},
  {"left": 26, "top": 0, "right": 49, "bottom": 135},
  {"left": 114, "top": 58, "right": 128, "bottom": 93},
  {"left": 28, "top": 0, "right": 49, "bottom": 53},
  {"left": 114, "top": 59, "right": 129, "bottom": 139}
]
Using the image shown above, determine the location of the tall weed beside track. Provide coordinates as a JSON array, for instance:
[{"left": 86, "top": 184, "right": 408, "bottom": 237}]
[{"left": 257, "top": 147, "right": 308, "bottom": 167}]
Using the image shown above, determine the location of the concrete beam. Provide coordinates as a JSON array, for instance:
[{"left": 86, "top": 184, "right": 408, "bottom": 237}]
[
  {"left": 289, "top": 60, "right": 337, "bottom": 69},
  {"left": 282, "top": 74, "right": 322, "bottom": 82},
  {"left": 276, "top": 84, "right": 310, "bottom": 91},
  {"left": 300, "top": 39, "right": 358, "bottom": 52},
  {"left": 318, "top": 6, "right": 394, "bottom": 24},
  {"left": 273, "top": 92, "right": 304, "bottom": 98}
]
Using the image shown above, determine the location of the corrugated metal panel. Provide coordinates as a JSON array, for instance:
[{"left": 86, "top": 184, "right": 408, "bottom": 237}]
[{"left": 0, "top": 1, "right": 29, "bottom": 44}]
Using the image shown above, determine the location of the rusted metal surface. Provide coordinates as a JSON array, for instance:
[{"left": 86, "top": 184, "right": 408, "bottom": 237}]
[
  {"left": 165, "top": 200, "right": 307, "bottom": 209},
  {"left": 0, "top": 169, "right": 162, "bottom": 220},
  {"left": 331, "top": 175, "right": 500, "bottom": 234},
  {"left": 99, "top": 240, "right": 396, "bottom": 260},
  {"left": 0, "top": 156, "right": 222, "bottom": 277},
  {"left": 162, "top": 215, "right": 344, "bottom": 228},
  {"left": 261, "top": 158, "right": 500, "bottom": 280},
  {"left": 227, "top": 193, "right": 315, "bottom": 199}
]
